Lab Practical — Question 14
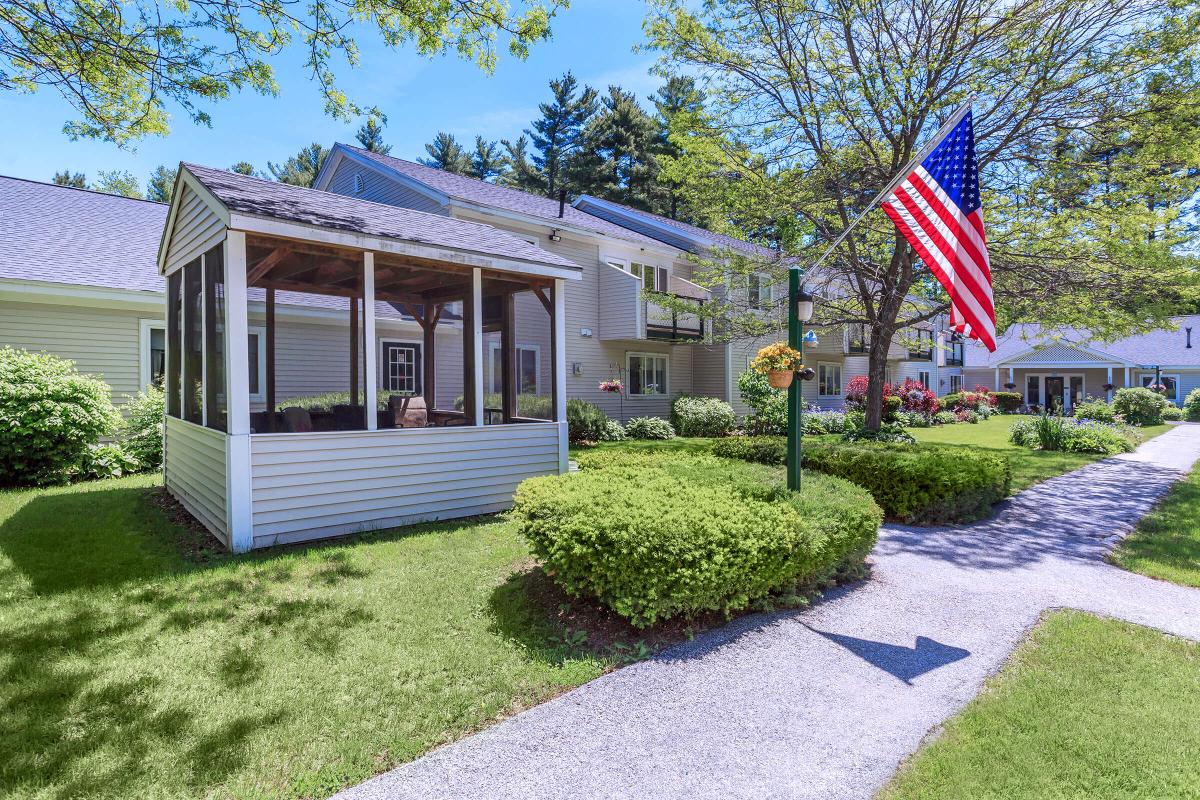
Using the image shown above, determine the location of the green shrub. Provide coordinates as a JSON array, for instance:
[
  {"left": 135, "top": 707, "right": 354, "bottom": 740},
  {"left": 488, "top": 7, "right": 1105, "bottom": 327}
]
[
  {"left": 566, "top": 398, "right": 609, "bottom": 444},
  {"left": 279, "top": 391, "right": 387, "bottom": 411},
  {"left": 811, "top": 410, "right": 852, "bottom": 434},
  {"left": 1162, "top": 405, "right": 1184, "bottom": 421},
  {"left": 736, "top": 369, "right": 786, "bottom": 435},
  {"left": 933, "top": 410, "right": 957, "bottom": 425},
  {"left": 1185, "top": 388, "right": 1200, "bottom": 421},
  {"left": 842, "top": 424, "right": 917, "bottom": 444},
  {"left": 118, "top": 383, "right": 165, "bottom": 471},
  {"left": 625, "top": 416, "right": 675, "bottom": 439},
  {"left": 513, "top": 452, "right": 881, "bottom": 627},
  {"left": 715, "top": 436, "right": 1011, "bottom": 524},
  {"left": 992, "top": 391, "right": 1023, "bottom": 413},
  {"left": 671, "top": 395, "right": 735, "bottom": 437},
  {"left": 75, "top": 443, "right": 140, "bottom": 480},
  {"left": 0, "top": 347, "right": 121, "bottom": 486},
  {"left": 1113, "top": 387, "right": 1170, "bottom": 426},
  {"left": 898, "top": 410, "right": 931, "bottom": 428},
  {"left": 883, "top": 395, "right": 903, "bottom": 422},
  {"left": 1010, "top": 415, "right": 1139, "bottom": 455},
  {"left": 452, "top": 393, "right": 553, "bottom": 419},
  {"left": 1073, "top": 397, "right": 1117, "bottom": 424},
  {"left": 599, "top": 419, "right": 626, "bottom": 441}
]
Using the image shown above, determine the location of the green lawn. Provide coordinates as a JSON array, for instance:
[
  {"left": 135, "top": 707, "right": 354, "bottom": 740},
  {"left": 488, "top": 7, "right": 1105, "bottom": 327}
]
[
  {"left": 0, "top": 475, "right": 614, "bottom": 799},
  {"left": 1111, "top": 459, "right": 1200, "bottom": 587},
  {"left": 882, "top": 611, "right": 1200, "bottom": 799},
  {"left": 908, "top": 416, "right": 1172, "bottom": 493}
]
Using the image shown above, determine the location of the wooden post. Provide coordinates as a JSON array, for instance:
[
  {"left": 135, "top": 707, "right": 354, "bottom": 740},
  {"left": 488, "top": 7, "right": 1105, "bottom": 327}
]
[
  {"left": 363, "top": 252, "right": 377, "bottom": 431},
  {"left": 549, "top": 285, "right": 560, "bottom": 423},
  {"left": 501, "top": 292, "right": 517, "bottom": 422},
  {"left": 223, "top": 230, "right": 252, "bottom": 552},
  {"left": 350, "top": 295, "right": 360, "bottom": 408},
  {"left": 462, "top": 286, "right": 477, "bottom": 424},
  {"left": 266, "top": 288, "right": 276, "bottom": 432},
  {"left": 423, "top": 305, "right": 438, "bottom": 410},
  {"left": 553, "top": 278, "right": 568, "bottom": 473}
]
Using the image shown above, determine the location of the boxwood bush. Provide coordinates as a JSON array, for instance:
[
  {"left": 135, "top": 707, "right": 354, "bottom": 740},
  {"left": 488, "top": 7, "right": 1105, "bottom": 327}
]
[
  {"left": 1113, "top": 387, "right": 1170, "bottom": 426},
  {"left": 713, "top": 436, "right": 1011, "bottom": 524},
  {"left": 513, "top": 452, "right": 882, "bottom": 627},
  {"left": 1162, "top": 405, "right": 1184, "bottom": 421},
  {"left": 625, "top": 416, "right": 675, "bottom": 439},
  {"left": 0, "top": 347, "right": 122, "bottom": 486},
  {"left": 991, "top": 391, "right": 1023, "bottom": 413},
  {"left": 1072, "top": 397, "right": 1117, "bottom": 424},
  {"left": 566, "top": 398, "right": 609, "bottom": 444},
  {"left": 671, "top": 395, "right": 735, "bottom": 437}
]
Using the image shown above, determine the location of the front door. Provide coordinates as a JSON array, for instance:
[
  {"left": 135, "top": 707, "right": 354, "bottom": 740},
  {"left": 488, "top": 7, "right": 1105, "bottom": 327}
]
[{"left": 1045, "top": 376, "right": 1065, "bottom": 413}]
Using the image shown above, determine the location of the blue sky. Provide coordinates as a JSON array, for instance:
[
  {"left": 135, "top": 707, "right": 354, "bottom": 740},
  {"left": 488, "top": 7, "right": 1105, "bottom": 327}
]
[{"left": 0, "top": 0, "right": 660, "bottom": 189}]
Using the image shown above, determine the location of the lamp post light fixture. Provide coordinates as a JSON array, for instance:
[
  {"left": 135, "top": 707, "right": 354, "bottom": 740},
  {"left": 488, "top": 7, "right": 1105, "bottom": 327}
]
[{"left": 787, "top": 271, "right": 814, "bottom": 491}]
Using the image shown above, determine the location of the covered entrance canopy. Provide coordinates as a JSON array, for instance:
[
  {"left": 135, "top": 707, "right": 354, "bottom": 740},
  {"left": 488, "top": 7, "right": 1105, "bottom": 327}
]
[{"left": 157, "top": 164, "right": 581, "bottom": 551}]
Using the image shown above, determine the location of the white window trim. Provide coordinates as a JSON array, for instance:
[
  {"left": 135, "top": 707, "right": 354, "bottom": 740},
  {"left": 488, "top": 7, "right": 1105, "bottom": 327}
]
[
  {"left": 949, "top": 374, "right": 964, "bottom": 394},
  {"left": 487, "top": 342, "right": 541, "bottom": 395},
  {"left": 917, "top": 369, "right": 932, "bottom": 390},
  {"left": 626, "top": 351, "right": 670, "bottom": 399},
  {"left": 1137, "top": 372, "right": 1181, "bottom": 401},
  {"left": 139, "top": 318, "right": 166, "bottom": 389},
  {"left": 379, "top": 337, "right": 423, "bottom": 395},
  {"left": 817, "top": 361, "right": 843, "bottom": 398},
  {"left": 247, "top": 325, "right": 267, "bottom": 404}
]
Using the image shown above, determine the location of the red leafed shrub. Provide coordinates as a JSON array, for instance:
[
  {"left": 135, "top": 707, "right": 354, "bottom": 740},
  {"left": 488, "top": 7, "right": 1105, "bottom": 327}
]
[
  {"left": 896, "top": 379, "right": 940, "bottom": 415},
  {"left": 845, "top": 375, "right": 871, "bottom": 409},
  {"left": 973, "top": 385, "right": 999, "bottom": 407}
]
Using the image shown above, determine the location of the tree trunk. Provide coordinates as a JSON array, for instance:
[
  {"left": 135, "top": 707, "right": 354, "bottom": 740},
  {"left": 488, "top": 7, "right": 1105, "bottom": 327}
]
[{"left": 865, "top": 329, "right": 892, "bottom": 430}]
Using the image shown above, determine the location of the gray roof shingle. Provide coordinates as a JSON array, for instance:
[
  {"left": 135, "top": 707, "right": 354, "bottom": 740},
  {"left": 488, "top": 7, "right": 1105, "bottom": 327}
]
[
  {"left": 964, "top": 318, "right": 1200, "bottom": 368},
  {"left": 0, "top": 175, "right": 168, "bottom": 294},
  {"left": 334, "top": 144, "right": 672, "bottom": 250},
  {"left": 184, "top": 163, "right": 581, "bottom": 272}
]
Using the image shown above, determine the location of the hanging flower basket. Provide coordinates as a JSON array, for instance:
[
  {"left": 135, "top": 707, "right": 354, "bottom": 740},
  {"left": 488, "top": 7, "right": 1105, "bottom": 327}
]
[
  {"left": 751, "top": 342, "right": 804, "bottom": 391},
  {"left": 767, "top": 370, "right": 794, "bottom": 389},
  {"left": 599, "top": 379, "right": 624, "bottom": 394}
]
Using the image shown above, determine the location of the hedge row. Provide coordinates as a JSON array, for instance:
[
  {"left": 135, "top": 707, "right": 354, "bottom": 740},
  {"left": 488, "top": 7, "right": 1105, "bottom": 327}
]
[
  {"left": 712, "top": 436, "right": 1011, "bottom": 524},
  {"left": 513, "top": 452, "right": 882, "bottom": 627}
]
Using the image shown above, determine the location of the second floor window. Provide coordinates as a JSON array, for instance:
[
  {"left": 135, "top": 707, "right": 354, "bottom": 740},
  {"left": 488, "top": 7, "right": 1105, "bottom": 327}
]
[
  {"left": 946, "top": 333, "right": 964, "bottom": 366},
  {"left": 908, "top": 329, "right": 934, "bottom": 360},
  {"left": 631, "top": 262, "right": 669, "bottom": 292},
  {"left": 848, "top": 323, "right": 869, "bottom": 353},
  {"left": 747, "top": 273, "right": 773, "bottom": 310}
]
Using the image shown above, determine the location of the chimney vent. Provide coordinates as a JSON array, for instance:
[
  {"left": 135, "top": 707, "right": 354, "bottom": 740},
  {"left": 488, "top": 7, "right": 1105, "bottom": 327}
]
[
  {"left": 1187, "top": 327, "right": 1193, "bottom": 349},
  {"left": 558, "top": 189, "right": 566, "bottom": 218}
]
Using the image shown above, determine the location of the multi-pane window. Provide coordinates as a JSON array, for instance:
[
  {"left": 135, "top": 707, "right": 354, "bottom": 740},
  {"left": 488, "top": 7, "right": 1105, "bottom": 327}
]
[
  {"left": 949, "top": 374, "right": 963, "bottom": 394},
  {"left": 917, "top": 370, "right": 931, "bottom": 389},
  {"left": 631, "top": 262, "right": 669, "bottom": 292},
  {"left": 946, "top": 333, "right": 964, "bottom": 366},
  {"left": 1140, "top": 374, "right": 1179, "bottom": 401},
  {"left": 384, "top": 341, "right": 421, "bottom": 395},
  {"left": 1026, "top": 375, "right": 1040, "bottom": 406},
  {"left": 848, "top": 324, "right": 869, "bottom": 354},
  {"left": 748, "top": 273, "right": 772, "bottom": 310},
  {"left": 908, "top": 329, "right": 934, "bottom": 360},
  {"left": 818, "top": 362, "right": 842, "bottom": 397},
  {"left": 628, "top": 353, "right": 668, "bottom": 396}
]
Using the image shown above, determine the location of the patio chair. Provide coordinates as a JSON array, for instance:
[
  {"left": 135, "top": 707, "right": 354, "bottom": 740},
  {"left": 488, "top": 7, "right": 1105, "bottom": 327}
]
[{"left": 390, "top": 394, "right": 428, "bottom": 428}]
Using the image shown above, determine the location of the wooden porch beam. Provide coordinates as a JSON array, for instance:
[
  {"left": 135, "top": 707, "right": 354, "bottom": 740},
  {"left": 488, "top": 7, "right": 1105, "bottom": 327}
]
[{"left": 246, "top": 245, "right": 293, "bottom": 286}]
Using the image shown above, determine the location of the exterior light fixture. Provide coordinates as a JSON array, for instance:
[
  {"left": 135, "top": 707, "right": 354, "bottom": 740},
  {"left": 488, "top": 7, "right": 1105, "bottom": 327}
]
[
  {"left": 795, "top": 289, "right": 815, "bottom": 323},
  {"left": 549, "top": 229, "right": 562, "bottom": 242}
]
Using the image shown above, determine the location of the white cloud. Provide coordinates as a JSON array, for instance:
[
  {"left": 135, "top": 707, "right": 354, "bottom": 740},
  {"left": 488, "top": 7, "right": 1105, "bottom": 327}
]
[
  {"left": 449, "top": 106, "right": 539, "bottom": 140},
  {"left": 585, "top": 59, "right": 662, "bottom": 99}
]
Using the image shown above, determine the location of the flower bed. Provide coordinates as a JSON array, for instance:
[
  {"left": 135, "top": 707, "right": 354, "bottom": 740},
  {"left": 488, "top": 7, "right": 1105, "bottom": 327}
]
[
  {"left": 1010, "top": 415, "right": 1140, "bottom": 455},
  {"left": 513, "top": 452, "right": 881, "bottom": 627}
]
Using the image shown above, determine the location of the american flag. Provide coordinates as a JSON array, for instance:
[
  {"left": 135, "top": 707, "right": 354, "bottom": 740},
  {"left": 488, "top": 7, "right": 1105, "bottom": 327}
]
[{"left": 881, "top": 110, "right": 996, "bottom": 352}]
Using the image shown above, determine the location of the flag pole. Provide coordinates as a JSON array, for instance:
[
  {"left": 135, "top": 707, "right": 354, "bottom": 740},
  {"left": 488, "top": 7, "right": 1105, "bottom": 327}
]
[{"left": 785, "top": 96, "right": 974, "bottom": 492}]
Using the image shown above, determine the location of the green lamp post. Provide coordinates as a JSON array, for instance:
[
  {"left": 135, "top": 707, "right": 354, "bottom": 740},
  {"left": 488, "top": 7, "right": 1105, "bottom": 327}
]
[{"left": 788, "top": 269, "right": 815, "bottom": 491}]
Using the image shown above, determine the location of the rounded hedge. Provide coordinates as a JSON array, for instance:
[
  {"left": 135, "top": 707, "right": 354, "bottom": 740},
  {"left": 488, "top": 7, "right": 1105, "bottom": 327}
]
[
  {"left": 671, "top": 395, "right": 735, "bottom": 437},
  {"left": 0, "top": 347, "right": 121, "bottom": 486},
  {"left": 1185, "top": 388, "right": 1200, "bottom": 422},
  {"left": 713, "top": 436, "right": 1011, "bottom": 524},
  {"left": 624, "top": 416, "right": 675, "bottom": 440},
  {"left": 1113, "top": 387, "right": 1170, "bottom": 426},
  {"left": 513, "top": 452, "right": 881, "bottom": 627},
  {"left": 566, "top": 398, "right": 609, "bottom": 444}
]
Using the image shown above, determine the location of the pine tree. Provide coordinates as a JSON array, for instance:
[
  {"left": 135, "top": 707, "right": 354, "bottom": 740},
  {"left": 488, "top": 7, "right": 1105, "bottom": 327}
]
[
  {"left": 498, "top": 135, "right": 545, "bottom": 192},
  {"left": 419, "top": 132, "right": 472, "bottom": 174},
  {"left": 267, "top": 143, "right": 329, "bottom": 187},
  {"left": 650, "top": 76, "right": 705, "bottom": 219},
  {"left": 566, "top": 86, "right": 659, "bottom": 209},
  {"left": 229, "top": 162, "right": 257, "bottom": 176},
  {"left": 468, "top": 137, "right": 507, "bottom": 182},
  {"left": 526, "top": 72, "right": 598, "bottom": 197},
  {"left": 52, "top": 170, "right": 86, "bottom": 188},
  {"left": 355, "top": 118, "right": 392, "bottom": 154},
  {"left": 146, "top": 165, "right": 178, "bottom": 202},
  {"left": 91, "top": 169, "right": 143, "bottom": 199}
]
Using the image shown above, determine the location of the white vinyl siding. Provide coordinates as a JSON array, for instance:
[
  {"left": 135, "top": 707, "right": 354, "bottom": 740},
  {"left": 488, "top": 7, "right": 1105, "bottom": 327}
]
[
  {"left": 164, "top": 184, "right": 225, "bottom": 275},
  {"left": 248, "top": 423, "right": 561, "bottom": 547},
  {"left": 164, "top": 416, "right": 229, "bottom": 544},
  {"left": 324, "top": 157, "right": 447, "bottom": 214}
]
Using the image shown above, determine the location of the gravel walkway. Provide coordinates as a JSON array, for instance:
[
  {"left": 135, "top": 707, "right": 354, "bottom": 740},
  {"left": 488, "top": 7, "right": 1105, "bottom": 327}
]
[{"left": 334, "top": 425, "right": 1200, "bottom": 800}]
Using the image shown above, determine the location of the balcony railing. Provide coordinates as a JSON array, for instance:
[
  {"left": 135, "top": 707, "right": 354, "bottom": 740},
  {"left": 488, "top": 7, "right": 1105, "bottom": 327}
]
[{"left": 645, "top": 275, "right": 708, "bottom": 341}]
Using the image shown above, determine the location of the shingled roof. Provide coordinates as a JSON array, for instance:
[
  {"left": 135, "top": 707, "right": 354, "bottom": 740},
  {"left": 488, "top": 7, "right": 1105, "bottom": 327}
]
[
  {"left": 0, "top": 175, "right": 168, "bottom": 294},
  {"left": 182, "top": 163, "right": 581, "bottom": 273},
  {"left": 332, "top": 144, "right": 671, "bottom": 250},
  {"left": 964, "top": 319, "right": 1200, "bottom": 368}
]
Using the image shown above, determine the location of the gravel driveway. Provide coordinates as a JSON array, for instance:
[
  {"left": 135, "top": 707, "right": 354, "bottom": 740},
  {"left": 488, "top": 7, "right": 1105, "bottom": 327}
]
[{"left": 334, "top": 425, "right": 1200, "bottom": 800}]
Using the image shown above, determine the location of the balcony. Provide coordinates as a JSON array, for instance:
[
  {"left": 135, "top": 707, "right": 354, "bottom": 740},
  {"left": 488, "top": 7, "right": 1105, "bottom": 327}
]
[{"left": 598, "top": 264, "right": 710, "bottom": 342}]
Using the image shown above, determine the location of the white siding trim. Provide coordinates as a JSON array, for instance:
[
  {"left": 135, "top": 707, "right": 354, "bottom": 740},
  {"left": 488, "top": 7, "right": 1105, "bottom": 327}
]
[
  {"left": 471, "top": 268, "right": 484, "bottom": 425},
  {"left": 139, "top": 318, "right": 166, "bottom": 389},
  {"left": 363, "top": 252, "right": 378, "bottom": 430},
  {"left": 554, "top": 278, "right": 568, "bottom": 473}
]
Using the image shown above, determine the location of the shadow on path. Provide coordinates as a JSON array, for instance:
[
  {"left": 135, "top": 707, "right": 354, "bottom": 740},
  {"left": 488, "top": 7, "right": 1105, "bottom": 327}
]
[{"left": 805, "top": 626, "right": 971, "bottom": 684}]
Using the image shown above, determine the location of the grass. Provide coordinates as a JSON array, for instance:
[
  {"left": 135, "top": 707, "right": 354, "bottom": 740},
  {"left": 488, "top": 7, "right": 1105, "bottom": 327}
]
[
  {"left": 1111, "top": 459, "right": 1200, "bottom": 588},
  {"left": 881, "top": 610, "right": 1200, "bottom": 799},
  {"left": 908, "top": 416, "right": 1172, "bottom": 492},
  {"left": 0, "top": 474, "right": 624, "bottom": 799}
]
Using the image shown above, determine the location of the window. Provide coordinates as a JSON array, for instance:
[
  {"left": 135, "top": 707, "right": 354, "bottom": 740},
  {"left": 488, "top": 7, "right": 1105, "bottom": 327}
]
[
  {"left": 818, "top": 362, "right": 842, "bottom": 397},
  {"left": 747, "top": 273, "right": 773, "bottom": 310},
  {"left": 627, "top": 352, "right": 668, "bottom": 396},
  {"left": 1139, "top": 373, "right": 1179, "bottom": 401},
  {"left": 246, "top": 328, "right": 266, "bottom": 402},
  {"left": 848, "top": 324, "right": 869, "bottom": 354},
  {"left": 490, "top": 344, "right": 538, "bottom": 394},
  {"left": 631, "top": 262, "right": 669, "bottom": 292},
  {"left": 1026, "top": 375, "right": 1040, "bottom": 406},
  {"left": 907, "top": 329, "right": 934, "bottom": 360},
  {"left": 949, "top": 374, "right": 963, "bottom": 394},
  {"left": 917, "top": 370, "right": 931, "bottom": 389},
  {"left": 946, "top": 333, "right": 964, "bottom": 366},
  {"left": 382, "top": 341, "right": 422, "bottom": 395},
  {"left": 140, "top": 320, "right": 167, "bottom": 389}
]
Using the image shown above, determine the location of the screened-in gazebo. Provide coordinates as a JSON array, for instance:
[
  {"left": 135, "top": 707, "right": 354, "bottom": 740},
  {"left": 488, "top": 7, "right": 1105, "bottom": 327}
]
[{"left": 158, "top": 164, "right": 580, "bottom": 551}]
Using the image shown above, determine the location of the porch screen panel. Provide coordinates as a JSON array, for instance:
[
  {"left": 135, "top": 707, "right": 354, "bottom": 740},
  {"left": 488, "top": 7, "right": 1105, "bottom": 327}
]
[
  {"left": 183, "top": 258, "right": 203, "bottom": 424},
  {"left": 203, "top": 244, "right": 227, "bottom": 432},
  {"left": 166, "top": 270, "right": 182, "bottom": 418}
]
